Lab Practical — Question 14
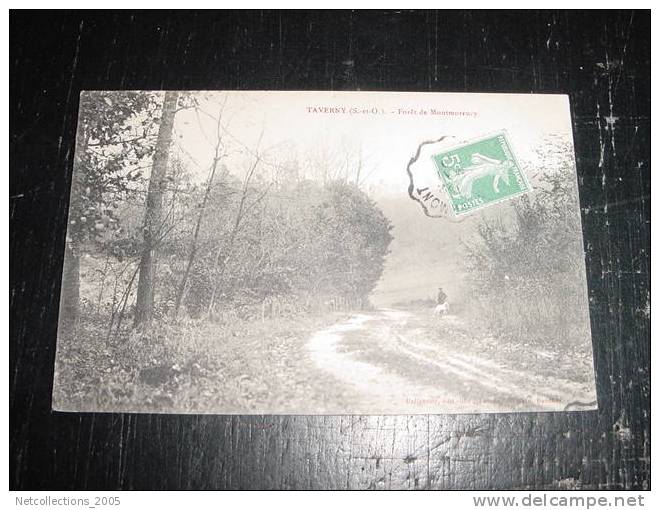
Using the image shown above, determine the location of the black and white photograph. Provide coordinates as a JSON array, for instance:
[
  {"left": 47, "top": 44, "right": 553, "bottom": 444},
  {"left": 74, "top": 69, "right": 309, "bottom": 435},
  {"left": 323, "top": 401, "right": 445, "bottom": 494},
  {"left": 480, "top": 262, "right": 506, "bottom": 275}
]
[
  {"left": 11, "top": 9, "right": 649, "bottom": 492},
  {"left": 53, "top": 91, "right": 597, "bottom": 414}
]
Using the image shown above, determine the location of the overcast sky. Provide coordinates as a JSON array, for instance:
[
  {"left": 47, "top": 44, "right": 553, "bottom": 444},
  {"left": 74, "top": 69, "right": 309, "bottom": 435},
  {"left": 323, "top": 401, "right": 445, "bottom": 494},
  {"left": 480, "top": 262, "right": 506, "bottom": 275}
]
[{"left": 172, "top": 90, "right": 575, "bottom": 197}]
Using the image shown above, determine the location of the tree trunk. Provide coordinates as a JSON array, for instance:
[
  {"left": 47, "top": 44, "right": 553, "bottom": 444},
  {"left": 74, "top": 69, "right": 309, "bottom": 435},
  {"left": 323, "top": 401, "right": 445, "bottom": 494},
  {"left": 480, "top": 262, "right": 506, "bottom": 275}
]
[
  {"left": 134, "top": 91, "right": 179, "bottom": 326},
  {"left": 59, "top": 119, "right": 91, "bottom": 334},
  {"left": 59, "top": 242, "right": 80, "bottom": 335},
  {"left": 174, "top": 147, "right": 226, "bottom": 316},
  {"left": 354, "top": 144, "right": 362, "bottom": 187}
]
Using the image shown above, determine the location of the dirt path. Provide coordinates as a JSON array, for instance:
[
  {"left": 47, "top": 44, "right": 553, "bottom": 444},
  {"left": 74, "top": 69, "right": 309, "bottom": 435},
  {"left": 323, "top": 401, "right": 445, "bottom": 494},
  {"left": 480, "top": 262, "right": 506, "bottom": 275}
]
[{"left": 307, "top": 308, "right": 597, "bottom": 414}]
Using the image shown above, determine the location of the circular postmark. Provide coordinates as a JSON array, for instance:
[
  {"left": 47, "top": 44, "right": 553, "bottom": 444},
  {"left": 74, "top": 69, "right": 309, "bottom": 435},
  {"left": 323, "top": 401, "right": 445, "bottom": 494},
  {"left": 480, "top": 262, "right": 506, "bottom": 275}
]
[
  {"left": 407, "top": 131, "right": 531, "bottom": 219},
  {"left": 406, "top": 135, "right": 463, "bottom": 221}
]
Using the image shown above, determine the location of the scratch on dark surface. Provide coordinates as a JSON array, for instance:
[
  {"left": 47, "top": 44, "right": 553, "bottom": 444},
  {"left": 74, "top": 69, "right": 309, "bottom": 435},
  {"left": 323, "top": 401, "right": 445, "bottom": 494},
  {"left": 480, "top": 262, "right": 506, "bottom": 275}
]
[
  {"left": 10, "top": 10, "right": 650, "bottom": 490},
  {"left": 58, "top": 20, "right": 83, "bottom": 156}
]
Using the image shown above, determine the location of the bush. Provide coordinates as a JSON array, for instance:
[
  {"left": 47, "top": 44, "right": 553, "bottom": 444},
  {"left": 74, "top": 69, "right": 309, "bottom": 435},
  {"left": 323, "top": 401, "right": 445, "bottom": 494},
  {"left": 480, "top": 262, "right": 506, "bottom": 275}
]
[{"left": 463, "top": 137, "right": 590, "bottom": 350}]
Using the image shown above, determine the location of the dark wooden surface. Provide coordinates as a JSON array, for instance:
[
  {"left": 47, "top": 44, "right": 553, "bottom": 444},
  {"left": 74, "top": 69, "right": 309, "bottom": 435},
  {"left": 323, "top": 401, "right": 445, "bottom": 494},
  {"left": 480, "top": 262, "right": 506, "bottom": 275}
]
[{"left": 10, "top": 10, "right": 650, "bottom": 490}]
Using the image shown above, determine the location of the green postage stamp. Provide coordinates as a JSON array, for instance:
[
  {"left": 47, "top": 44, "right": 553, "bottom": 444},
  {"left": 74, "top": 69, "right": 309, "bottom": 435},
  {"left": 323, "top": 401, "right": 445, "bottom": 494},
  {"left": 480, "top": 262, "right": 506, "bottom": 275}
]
[{"left": 432, "top": 131, "right": 531, "bottom": 215}]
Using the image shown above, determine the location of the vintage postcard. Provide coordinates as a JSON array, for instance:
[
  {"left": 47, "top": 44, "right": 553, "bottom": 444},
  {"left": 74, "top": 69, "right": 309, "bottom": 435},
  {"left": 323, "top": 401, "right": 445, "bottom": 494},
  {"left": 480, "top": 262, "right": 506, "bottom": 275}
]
[{"left": 53, "top": 91, "right": 597, "bottom": 414}]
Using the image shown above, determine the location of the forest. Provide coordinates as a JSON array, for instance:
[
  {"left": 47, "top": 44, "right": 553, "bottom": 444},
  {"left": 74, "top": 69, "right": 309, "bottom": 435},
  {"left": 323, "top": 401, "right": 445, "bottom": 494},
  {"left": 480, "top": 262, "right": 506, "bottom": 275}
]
[
  {"left": 460, "top": 134, "right": 594, "bottom": 376},
  {"left": 53, "top": 91, "right": 593, "bottom": 413},
  {"left": 53, "top": 91, "right": 393, "bottom": 411}
]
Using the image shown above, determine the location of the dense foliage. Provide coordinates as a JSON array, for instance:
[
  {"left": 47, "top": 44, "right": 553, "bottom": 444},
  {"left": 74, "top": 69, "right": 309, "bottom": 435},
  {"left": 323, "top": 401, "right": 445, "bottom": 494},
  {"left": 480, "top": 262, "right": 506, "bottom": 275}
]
[
  {"left": 117, "top": 177, "right": 393, "bottom": 320},
  {"left": 65, "top": 92, "right": 393, "bottom": 331},
  {"left": 464, "top": 137, "right": 590, "bottom": 347},
  {"left": 68, "top": 91, "right": 160, "bottom": 252}
]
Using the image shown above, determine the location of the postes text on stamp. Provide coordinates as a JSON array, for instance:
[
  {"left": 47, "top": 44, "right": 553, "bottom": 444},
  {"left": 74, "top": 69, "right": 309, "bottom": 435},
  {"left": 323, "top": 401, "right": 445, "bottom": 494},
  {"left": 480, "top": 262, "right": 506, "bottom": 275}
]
[{"left": 431, "top": 131, "right": 531, "bottom": 215}]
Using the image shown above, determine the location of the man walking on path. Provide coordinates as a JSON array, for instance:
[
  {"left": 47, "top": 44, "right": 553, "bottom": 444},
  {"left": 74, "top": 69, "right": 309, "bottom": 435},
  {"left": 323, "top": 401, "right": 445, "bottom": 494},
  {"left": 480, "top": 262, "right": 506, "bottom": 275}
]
[{"left": 437, "top": 287, "right": 447, "bottom": 306}]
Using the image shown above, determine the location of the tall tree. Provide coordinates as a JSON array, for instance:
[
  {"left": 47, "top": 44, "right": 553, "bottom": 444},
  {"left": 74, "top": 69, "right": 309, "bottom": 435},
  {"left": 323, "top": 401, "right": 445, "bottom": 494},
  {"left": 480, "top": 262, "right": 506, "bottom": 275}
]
[
  {"left": 173, "top": 110, "right": 227, "bottom": 316},
  {"left": 60, "top": 91, "right": 157, "bottom": 334},
  {"left": 59, "top": 122, "right": 88, "bottom": 334},
  {"left": 206, "top": 151, "right": 266, "bottom": 316},
  {"left": 134, "top": 91, "right": 179, "bottom": 325}
]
